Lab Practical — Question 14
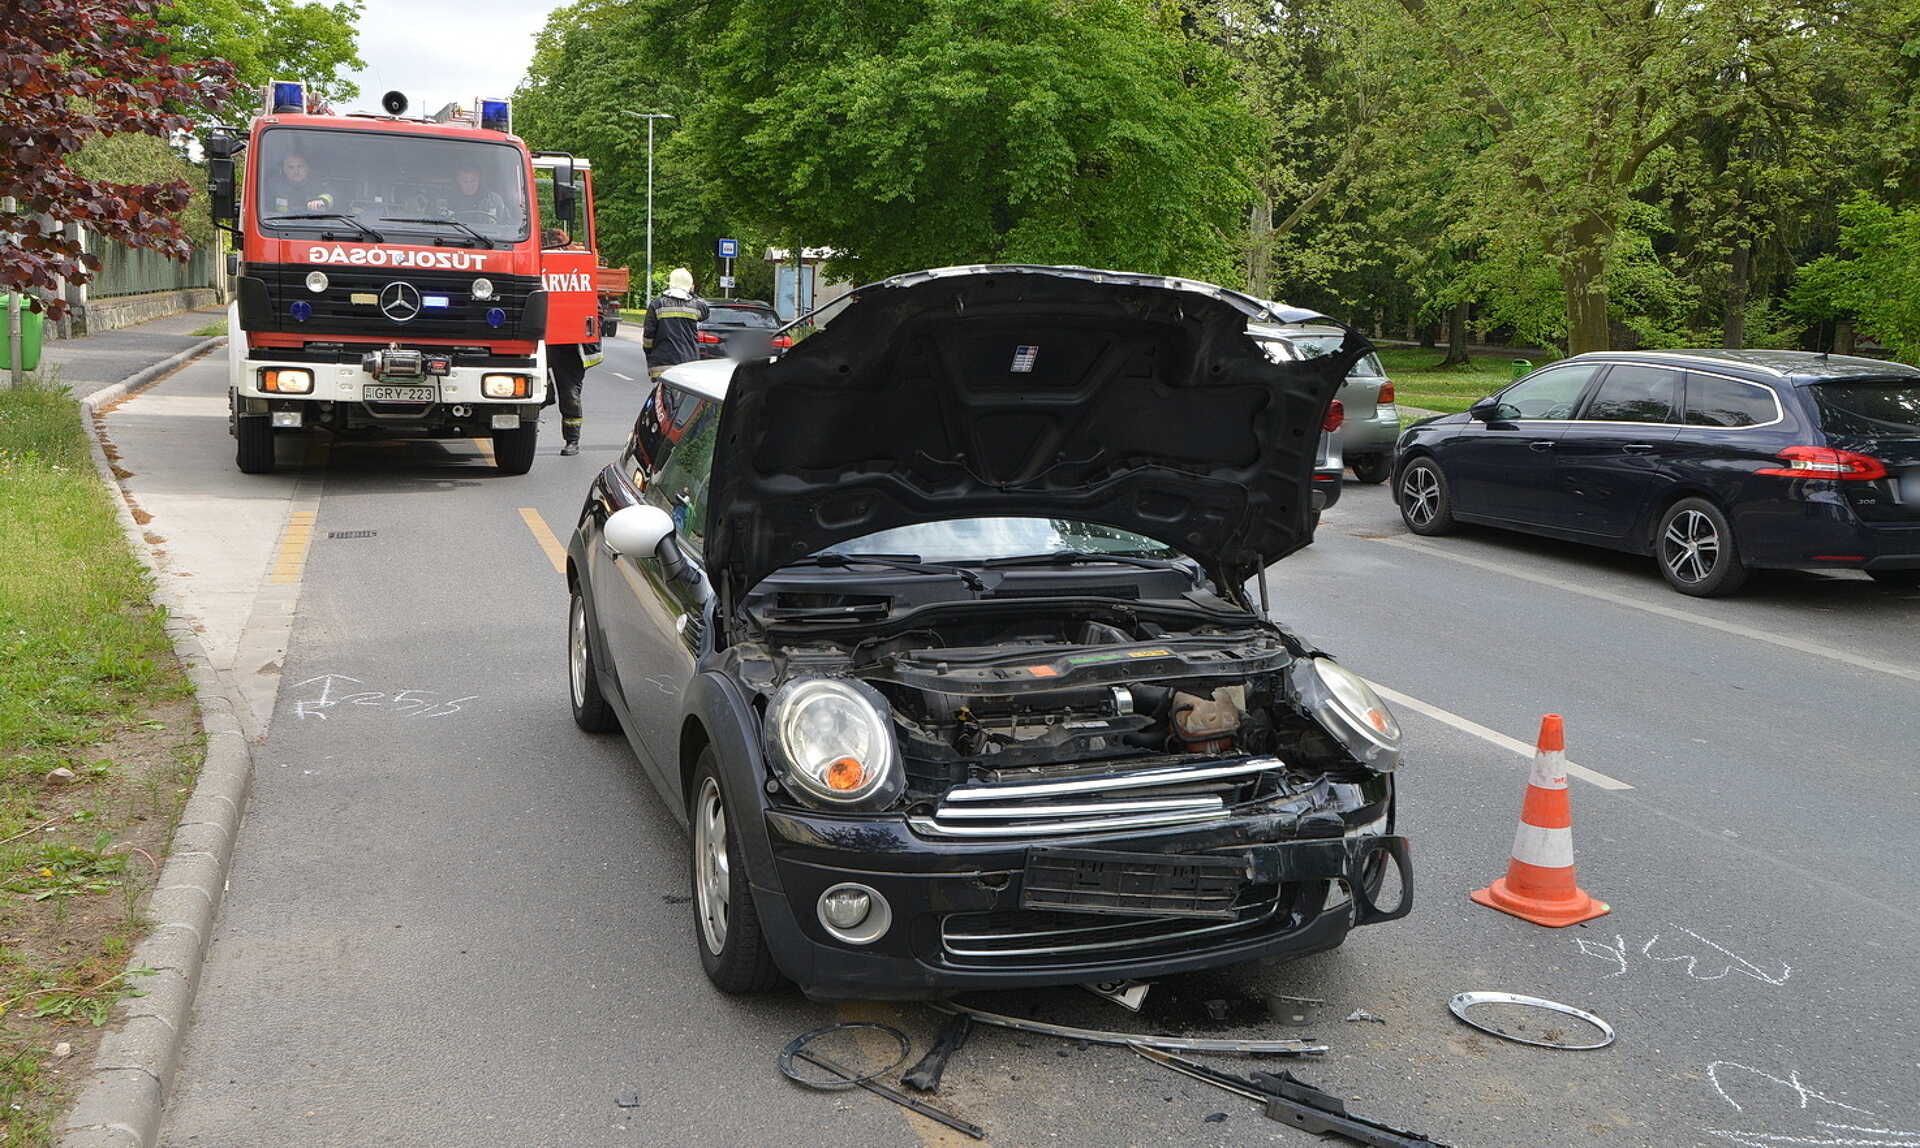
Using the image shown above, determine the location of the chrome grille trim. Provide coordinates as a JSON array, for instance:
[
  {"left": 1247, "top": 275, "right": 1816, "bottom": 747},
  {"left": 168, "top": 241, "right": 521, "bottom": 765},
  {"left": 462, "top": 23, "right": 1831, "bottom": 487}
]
[
  {"left": 934, "top": 797, "right": 1222, "bottom": 820},
  {"left": 940, "top": 894, "right": 1283, "bottom": 960},
  {"left": 908, "top": 808, "right": 1225, "bottom": 838},
  {"left": 911, "top": 757, "right": 1281, "bottom": 838},
  {"left": 944, "top": 758, "right": 1281, "bottom": 802}
]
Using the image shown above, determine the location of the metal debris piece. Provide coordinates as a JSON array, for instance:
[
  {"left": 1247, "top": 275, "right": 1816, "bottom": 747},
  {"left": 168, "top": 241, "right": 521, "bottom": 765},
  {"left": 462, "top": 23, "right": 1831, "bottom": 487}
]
[
  {"left": 902, "top": 1014, "right": 973, "bottom": 1094},
  {"left": 1081, "top": 979, "right": 1152, "bottom": 1012},
  {"left": 1344, "top": 1009, "right": 1387, "bottom": 1024},
  {"left": 613, "top": 1092, "right": 641, "bottom": 1109},
  {"left": 931, "top": 1002, "right": 1326, "bottom": 1056},
  {"left": 1446, "top": 992, "right": 1615, "bottom": 1051},
  {"left": 1271, "top": 993, "right": 1326, "bottom": 1005},
  {"left": 777, "top": 1022, "right": 911, "bottom": 1091},
  {"left": 1131, "top": 1046, "right": 1448, "bottom": 1147},
  {"left": 792, "top": 1047, "right": 987, "bottom": 1140}
]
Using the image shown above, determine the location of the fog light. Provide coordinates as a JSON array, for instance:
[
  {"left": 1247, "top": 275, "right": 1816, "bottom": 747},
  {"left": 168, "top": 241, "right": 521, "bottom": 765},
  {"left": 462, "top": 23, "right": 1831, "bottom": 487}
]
[
  {"left": 490, "top": 413, "right": 519, "bottom": 430},
  {"left": 815, "top": 883, "right": 890, "bottom": 945},
  {"left": 271, "top": 411, "right": 303, "bottom": 428},
  {"left": 471, "top": 277, "right": 495, "bottom": 301},
  {"left": 481, "top": 373, "right": 526, "bottom": 398},
  {"left": 305, "top": 271, "right": 328, "bottom": 293}
]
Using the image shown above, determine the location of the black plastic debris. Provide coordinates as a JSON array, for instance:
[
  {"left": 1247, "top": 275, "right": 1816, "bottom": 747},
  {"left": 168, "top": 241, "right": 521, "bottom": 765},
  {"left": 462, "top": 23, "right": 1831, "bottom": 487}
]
[
  {"left": 1204, "top": 1112, "right": 1229, "bottom": 1123},
  {"left": 902, "top": 1014, "right": 972, "bottom": 1094}
]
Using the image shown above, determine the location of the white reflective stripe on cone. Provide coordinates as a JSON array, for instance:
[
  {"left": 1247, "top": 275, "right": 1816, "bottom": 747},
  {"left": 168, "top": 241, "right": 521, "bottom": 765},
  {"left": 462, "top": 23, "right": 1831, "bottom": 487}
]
[
  {"left": 1527, "top": 749, "right": 1569, "bottom": 790},
  {"left": 1510, "top": 823, "right": 1576, "bottom": 869}
]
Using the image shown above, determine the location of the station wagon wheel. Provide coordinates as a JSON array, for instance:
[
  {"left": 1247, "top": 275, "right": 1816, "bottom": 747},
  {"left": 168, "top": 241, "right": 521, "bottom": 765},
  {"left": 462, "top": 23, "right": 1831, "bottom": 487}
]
[
  {"left": 568, "top": 586, "right": 619, "bottom": 733},
  {"left": 689, "top": 752, "right": 782, "bottom": 993},
  {"left": 1655, "top": 498, "right": 1748, "bottom": 597},
  {"left": 1349, "top": 454, "right": 1392, "bottom": 484},
  {"left": 1397, "top": 458, "right": 1456, "bottom": 536}
]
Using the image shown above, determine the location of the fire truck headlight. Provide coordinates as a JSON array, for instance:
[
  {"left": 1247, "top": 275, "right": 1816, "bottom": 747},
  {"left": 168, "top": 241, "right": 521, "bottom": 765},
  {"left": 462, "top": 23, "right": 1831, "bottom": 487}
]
[
  {"left": 482, "top": 374, "right": 528, "bottom": 399},
  {"left": 470, "top": 278, "right": 495, "bottom": 301},
  {"left": 305, "top": 271, "right": 329, "bottom": 294},
  {"left": 261, "top": 368, "right": 314, "bottom": 394}
]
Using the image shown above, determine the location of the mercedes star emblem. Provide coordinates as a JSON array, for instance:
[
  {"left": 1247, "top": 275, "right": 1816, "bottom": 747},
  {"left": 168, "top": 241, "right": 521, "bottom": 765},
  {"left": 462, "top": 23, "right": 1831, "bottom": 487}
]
[{"left": 379, "top": 281, "right": 422, "bottom": 322}]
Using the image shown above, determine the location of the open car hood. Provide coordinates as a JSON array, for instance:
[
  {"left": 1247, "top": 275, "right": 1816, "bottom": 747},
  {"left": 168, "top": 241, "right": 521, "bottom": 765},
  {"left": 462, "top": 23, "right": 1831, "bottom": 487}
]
[{"left": 706, "top": 265, "right": 1368, "bottom": 609}]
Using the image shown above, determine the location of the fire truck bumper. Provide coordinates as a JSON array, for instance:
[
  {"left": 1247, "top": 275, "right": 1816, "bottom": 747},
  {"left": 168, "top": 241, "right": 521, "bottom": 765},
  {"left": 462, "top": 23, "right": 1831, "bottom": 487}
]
[{"left": 230, "top": 352, "right": 549, "bottom": 437}]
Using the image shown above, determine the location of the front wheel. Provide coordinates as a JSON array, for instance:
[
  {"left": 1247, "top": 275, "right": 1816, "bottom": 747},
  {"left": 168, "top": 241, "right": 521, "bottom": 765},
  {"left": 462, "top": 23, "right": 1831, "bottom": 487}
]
[
  {"left": 1656, "top": 498, "right": 1748, "bottom": 597},
  {"left": 690, "top": 753, "right": 783, "bottom": 994},
  {"left": 1397, "top": 458, "right": 1455, "bottom": 535},
  {"left": 1350, "top": 454, "right": 1392, "bottom": 484},
  {"left": 493, "top": 420, "right": 537, "bottom": 475},
  {"left": 235, "top": 414, "right": 275, "bottom": 474},
  {"left": 568, "top": 587, "right": 619, "bottom": 733}
]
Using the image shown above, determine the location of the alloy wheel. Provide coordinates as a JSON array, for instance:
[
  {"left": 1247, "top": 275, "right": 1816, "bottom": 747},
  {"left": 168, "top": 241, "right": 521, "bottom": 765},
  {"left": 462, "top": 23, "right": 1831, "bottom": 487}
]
[
  {"left": 693, "top": 777, "right": 731, "bottom": 954},
  {"left": 1402, "top": 466, "right": 1440, "bottom": 528},
  {"left": 568, "top": 595, "right": 589, "bottom": 706},
  {"left": 1662, "top": 509, "right": 1720, "bottom": 585}
]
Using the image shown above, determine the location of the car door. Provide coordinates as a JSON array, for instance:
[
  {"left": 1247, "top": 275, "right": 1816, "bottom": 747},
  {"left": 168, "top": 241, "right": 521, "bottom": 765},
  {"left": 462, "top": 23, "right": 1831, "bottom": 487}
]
[
  {"left": 599, "top": 384, "right": 720, "bottom": 795},
  {"left": 1550, "top": 364, "right": 1684, "bottom": 540},
  {"left": 1439, "top": 362, "right": 1604, "bottom": 523}
]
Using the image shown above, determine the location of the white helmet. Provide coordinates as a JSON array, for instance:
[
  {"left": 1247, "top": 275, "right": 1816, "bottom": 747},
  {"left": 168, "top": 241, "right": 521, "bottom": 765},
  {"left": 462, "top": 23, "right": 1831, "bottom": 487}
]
[{"left": 668, "top": 267, "right": 694, "bottom": 292}]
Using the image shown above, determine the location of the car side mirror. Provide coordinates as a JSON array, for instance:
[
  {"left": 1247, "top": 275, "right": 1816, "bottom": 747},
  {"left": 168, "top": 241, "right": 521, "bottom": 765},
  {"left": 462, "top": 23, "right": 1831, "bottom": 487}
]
[
  {"left": 1469, "top": 397, "right": 1512, "bottom": 422},
  {"left": 604, "top": 504, "right": 674, "bottom": 558}
]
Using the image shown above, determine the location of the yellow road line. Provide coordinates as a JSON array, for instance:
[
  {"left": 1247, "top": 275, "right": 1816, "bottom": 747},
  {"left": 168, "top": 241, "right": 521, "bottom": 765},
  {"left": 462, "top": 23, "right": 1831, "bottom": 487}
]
[
  {"left": 517, "top": 507, "right": 567, "bottom": 574},
  {"left": 472, "top": 437, "right": 496, "bottom": 464},
  {"left": 268, "top": 510, "right": 317, "bottom": 585}
]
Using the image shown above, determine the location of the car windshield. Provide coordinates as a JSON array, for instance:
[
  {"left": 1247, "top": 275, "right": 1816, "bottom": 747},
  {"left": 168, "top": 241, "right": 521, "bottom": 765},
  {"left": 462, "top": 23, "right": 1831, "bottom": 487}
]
[
  {"left": 1285, "top": 332, "right": 1379, "bottom": 377},
  {"left": 708, "top": 306, "right": 779, "bottom": 328},
  {"left": 818, "top": 518, "right": 1179, "bottom": 564},
  {"left": 255, "top": 127, "right": 531, "bottom": 244},
  {"left": 1810, "top": 379, "right": 1920, "bottom": 438}
]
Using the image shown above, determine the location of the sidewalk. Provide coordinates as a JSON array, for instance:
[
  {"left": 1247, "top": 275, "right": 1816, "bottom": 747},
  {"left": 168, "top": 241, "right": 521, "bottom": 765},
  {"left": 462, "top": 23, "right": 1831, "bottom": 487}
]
[{"left": 29, "top": 305, "right": 225, "bottom": 391}]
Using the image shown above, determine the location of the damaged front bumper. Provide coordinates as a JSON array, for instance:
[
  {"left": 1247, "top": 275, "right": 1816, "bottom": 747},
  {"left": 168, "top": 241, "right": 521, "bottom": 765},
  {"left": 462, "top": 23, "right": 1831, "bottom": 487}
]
[{"left": 747, "top": 778, "right": 1408, "bottom": 1000}]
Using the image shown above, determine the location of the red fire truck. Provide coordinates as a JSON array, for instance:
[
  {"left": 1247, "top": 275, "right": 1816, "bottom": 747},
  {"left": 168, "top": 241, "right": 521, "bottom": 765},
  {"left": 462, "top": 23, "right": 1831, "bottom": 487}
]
[{"left": 205, "top": 82, "right": 606, "bottom": 474}]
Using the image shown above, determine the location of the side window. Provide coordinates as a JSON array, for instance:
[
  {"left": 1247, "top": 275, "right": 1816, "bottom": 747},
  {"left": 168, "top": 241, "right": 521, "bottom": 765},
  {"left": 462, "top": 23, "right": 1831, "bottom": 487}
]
[
  {"left": 532, "top": 167, "right": 577, "bottom": 248},
  {"left": 1581, "top": 364, "right": 1681, "bottom": 423},
  {"left": 1684, "top": 373, "right": 1777, "bottom": 427},
  {"left": 1496, "top": 364, "right": 1602, "bottom": 419},
  {"left": 645, "top": 396, "right": 719, "bottom": 552}
]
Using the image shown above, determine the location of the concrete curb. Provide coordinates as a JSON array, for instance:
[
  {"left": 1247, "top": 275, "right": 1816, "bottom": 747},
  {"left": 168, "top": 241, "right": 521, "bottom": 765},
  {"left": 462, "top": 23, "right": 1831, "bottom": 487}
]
[{"left": 61, "top": 339, "right": 253, "bottom": 1148}]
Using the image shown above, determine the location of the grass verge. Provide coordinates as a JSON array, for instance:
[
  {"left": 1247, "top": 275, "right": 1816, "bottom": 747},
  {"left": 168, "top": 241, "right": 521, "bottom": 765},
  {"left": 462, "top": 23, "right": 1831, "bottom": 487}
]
[
  {"left": 0, "top": 378, "right": 197, "bottom": 1146},
  {"left": 188, "top": 319, "right": 227, "bottom": 337},
  {"left": 1378, "top": 347, "right": 1540, "bottom": 414}
]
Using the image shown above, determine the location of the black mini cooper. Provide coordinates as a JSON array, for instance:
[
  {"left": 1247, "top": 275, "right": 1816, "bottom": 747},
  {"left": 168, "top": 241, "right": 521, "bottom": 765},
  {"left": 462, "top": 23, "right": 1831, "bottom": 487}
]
[{"left": 564, "top": 266, "right": 1411, "bottom": 998}]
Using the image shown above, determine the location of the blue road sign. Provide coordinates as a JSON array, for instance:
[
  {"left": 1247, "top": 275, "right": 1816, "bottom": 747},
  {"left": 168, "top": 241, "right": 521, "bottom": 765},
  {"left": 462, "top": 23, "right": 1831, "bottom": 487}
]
[{"left": 717, "top": 238, "right": 739, "bottom": 259}]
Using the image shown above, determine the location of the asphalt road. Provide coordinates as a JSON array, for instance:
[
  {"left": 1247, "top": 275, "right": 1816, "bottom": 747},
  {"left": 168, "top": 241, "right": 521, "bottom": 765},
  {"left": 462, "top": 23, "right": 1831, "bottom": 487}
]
[{"left": 126, "top": 338, "right": 1920, "bottom": 1147}]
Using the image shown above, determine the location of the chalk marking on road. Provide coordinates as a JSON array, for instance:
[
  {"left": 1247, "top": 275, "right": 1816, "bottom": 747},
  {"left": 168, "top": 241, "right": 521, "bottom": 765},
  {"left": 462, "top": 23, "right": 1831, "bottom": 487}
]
[
  {"left": 1366, "top": 681, "right": 1633, "bottom": 790},
  {"left": 472, "top": 437, "right": 496, "bottom": 464},
  {"left": 1572, "top": 926, "right": 1789, "bottom": 984},
  {"left": 1706, "top": 1062, "right": 1873, "bottom": 1116},
  {"left": 518, "top": 507, "right": 568, "bottom": 574},
  {"left": 287, "top": 673, "right": 480, "bottom": 721},
  {"left": 612, "top": 371, "right": 636, "bottom": 381},
  {"left": 1374, "top": 535, "right": 1920, "bottom": 686},
  {"left": 1704, "top": 1124, "right": 1920, "bottom": 1147}
]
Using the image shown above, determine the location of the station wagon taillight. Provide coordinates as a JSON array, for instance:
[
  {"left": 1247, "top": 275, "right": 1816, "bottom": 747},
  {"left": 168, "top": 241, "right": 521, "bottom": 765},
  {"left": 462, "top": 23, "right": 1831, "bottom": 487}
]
[
  {"left": 1756, "top": 445, "right": 1889, "bottom": 481},
  {"left": 1378, "top": 380, "right": 1395, "bottom": 404},
  {"left": 1324, "top": 399, "right": 1345, "bottom": 433},
  {"left": 771, "top": 334, "right": 794, "bottom": 348},
  {"left": 695, "top": 330, "right": 722, "bottom": 344}
]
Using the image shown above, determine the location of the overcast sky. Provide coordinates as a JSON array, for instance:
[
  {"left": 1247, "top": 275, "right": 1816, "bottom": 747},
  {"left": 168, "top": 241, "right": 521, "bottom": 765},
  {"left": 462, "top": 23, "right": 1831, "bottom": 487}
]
[{"left": 336, "top": 0, "right": 575, "bottom": 116}]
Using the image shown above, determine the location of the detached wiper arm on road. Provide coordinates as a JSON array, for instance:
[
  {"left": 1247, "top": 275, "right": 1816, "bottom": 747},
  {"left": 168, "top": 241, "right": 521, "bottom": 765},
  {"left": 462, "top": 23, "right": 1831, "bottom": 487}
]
[
  {"left": 379, "top": 217, "right": 496, "bottom": 248},
  {"left": 269, "top": 213, "right": 385, "bottom": 242},
  {"left": 788, "top": 553, "right": 986, "bottom": 592}
]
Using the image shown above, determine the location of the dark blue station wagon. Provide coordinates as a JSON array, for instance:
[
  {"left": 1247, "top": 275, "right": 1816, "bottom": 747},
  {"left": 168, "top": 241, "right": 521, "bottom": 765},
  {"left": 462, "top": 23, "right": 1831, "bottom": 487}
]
[{"left": 1393, "top": 350, "right": 1920, "bottom": 596}]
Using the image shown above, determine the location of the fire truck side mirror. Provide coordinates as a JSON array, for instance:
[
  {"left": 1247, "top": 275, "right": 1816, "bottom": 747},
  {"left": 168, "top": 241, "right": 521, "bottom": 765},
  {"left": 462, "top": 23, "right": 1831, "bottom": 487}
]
[
  {"left": 208, "top": 157, "right": 238, "bottom": 225},
  {"left": 553, "top": 178, "right": 578, "bottom": 233}
]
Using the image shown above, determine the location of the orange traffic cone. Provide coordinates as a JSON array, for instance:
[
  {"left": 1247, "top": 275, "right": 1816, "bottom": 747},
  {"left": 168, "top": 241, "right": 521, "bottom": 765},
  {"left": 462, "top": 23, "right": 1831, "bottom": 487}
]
[{"left": 1470, "top": 715, "right": 1610, "bottom": 927}]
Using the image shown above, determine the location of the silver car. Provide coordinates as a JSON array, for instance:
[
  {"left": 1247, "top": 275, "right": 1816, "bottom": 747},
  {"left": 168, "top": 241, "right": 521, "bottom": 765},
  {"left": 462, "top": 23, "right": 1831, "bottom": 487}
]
[{"left": 1271, "top": 324, "right": 1399, "bottom": 484}]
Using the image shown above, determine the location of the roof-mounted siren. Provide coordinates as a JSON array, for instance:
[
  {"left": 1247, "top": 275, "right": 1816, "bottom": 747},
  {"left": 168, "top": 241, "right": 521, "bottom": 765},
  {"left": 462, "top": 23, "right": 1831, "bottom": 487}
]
[
  {"left": 477, "top": 97, "right": 512, "bottom": 134},
  {"left": 381, "top": 91, "right": 408, "bottom": 116},
  {"left": 266, "top": 80, "right": 306, "bottom": 115}
]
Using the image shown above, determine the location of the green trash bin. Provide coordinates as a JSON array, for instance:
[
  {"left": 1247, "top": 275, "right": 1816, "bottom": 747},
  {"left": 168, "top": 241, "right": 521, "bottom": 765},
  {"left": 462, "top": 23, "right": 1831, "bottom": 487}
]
[
  {"left": 1509, "top": 357, "right": 1533, "bottom": 380},
  {"left": 0, "top": 296, "right": 44, "bottom": 373}
]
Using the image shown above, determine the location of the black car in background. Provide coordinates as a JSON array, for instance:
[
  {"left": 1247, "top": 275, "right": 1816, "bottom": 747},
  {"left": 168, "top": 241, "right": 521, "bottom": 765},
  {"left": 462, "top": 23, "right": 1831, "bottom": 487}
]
[
  {"left": 695, "top": 299, "right": 794, "bottom": 360},
  {"left": 1393, "top": 350, "right": 1920, "bottom": 596}
]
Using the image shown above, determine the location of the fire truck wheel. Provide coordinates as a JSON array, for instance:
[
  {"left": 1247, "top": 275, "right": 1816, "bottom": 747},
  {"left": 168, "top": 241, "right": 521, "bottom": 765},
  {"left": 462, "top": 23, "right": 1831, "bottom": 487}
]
[
  {"left": 493, "top": 420, "right": 538, "bottom": 475},
  {"left": 235, "top": 415, "right": 275, "bottom": 474}
]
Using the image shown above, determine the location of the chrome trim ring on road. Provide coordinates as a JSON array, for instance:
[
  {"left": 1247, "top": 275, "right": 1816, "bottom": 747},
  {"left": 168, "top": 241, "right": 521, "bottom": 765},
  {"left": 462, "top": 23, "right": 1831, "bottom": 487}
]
[
  {"left": 693, "top": 777, "right": 730, "bottom": 954},
  {"left": 1448, "top": 991, "right": 1616, "bottom": 1050}
]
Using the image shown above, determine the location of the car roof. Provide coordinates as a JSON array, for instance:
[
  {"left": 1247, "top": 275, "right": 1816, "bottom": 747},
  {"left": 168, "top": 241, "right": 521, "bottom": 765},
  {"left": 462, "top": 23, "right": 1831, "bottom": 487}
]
[
  {"left": 1566, "top": 348, "right": 1920, "bottom": 385},
  {"left": 658, "top": 357, "right": 734, "bottom": 402}
]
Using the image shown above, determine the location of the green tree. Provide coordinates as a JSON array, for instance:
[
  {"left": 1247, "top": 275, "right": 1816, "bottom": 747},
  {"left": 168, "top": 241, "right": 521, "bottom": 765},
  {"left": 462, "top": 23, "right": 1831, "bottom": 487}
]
[
  {"left": 1792, "top": 196, "right": 1920, "bottom": 362},
  {"left": 156, "top": 0, "right": 365, "bottom": 114}
]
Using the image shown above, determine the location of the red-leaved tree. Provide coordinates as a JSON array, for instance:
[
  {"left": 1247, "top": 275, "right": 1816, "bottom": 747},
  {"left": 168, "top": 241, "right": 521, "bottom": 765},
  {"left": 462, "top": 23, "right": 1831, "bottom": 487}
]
[{"left": 0, "top": 0, "right": 235, "bottom": 319}]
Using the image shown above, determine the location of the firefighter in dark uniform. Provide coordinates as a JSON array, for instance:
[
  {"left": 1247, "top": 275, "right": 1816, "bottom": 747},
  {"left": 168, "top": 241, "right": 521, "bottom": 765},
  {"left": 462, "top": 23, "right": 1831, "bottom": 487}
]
[{"left": 642, "top": 268, "right": 709, "bottom": 379}]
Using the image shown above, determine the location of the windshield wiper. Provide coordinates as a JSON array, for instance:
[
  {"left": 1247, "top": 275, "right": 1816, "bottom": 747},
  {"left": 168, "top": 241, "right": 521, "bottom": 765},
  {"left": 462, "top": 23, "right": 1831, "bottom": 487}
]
[
  {"left": 379, "top": 217, "right": 496, "bottom": 249},
  {"left": 268, "top": 213, "right": 384, "bottom": 242},
  {"left": 787, "top": 553, "right": 985, "bottom": 592},
  {"left": 982, "top": 550, "right": 1187, "bottom": 573}
]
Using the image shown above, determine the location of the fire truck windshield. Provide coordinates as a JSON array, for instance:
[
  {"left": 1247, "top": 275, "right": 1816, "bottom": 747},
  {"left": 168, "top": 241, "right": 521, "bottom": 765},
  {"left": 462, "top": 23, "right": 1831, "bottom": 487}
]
[{"left": 255, "top": 127, "right": 531, "bottom": 245}]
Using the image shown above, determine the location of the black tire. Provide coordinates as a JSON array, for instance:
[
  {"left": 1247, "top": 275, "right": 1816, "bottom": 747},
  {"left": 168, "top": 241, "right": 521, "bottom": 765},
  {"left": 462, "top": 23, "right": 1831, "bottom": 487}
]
[
  {"left": 1396, "top": 457, "right": 1456, "bottom": 535},
  {"left": 567, "top": 586, "right": 619, "bottom": 733},
  {"left": 1868, "top": 569, "right": 1920, "bottom": 589},
  {"left": 689, "top": 751, "right": 783, "bottom": 993},
  {"left": 235, "top": 414, "right": 275, "bottom": 474},
  {"left": 1350, "top": 454, "right": 1392, "bottom": 484},
  {"left": 493, "top": 420, "right": 537, "bottom": 475},
  {"left": 1655, "top": 497, "right": 1748, "bottom": 597}
]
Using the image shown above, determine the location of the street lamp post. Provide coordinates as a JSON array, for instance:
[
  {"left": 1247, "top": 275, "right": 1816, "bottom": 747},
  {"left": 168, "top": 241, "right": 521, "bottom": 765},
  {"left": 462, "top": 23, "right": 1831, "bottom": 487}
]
[{"left": 620, "top": 110, "right": 675, "bottom": 303}]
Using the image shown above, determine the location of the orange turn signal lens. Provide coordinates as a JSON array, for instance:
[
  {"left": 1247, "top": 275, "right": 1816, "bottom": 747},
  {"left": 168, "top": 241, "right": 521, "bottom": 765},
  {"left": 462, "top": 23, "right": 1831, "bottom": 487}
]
[{"left": 825, "top": 757, "right": 866, "bottom": 792}]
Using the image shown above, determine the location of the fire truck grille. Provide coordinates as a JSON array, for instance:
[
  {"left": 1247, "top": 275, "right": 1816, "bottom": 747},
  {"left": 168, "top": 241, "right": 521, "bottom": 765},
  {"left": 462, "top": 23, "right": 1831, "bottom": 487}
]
[{"left": 249, "top": 264, "right": 542, "bottom": 341}]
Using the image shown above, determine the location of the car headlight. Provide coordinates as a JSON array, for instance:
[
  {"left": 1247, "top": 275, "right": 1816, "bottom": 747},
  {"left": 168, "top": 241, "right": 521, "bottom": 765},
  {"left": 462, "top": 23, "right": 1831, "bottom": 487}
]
[
  {"left": 764, "top": 678, "right": 903, "bottom": 808},
  {"left": 481, "top": 373, "right": 527, "bottom": 398},
  {"left": 260, "top": 367, "right": 313, "bottom": 394},
  {"left": 1295, "top": 656, "right": 1401, "bottom": 771}
]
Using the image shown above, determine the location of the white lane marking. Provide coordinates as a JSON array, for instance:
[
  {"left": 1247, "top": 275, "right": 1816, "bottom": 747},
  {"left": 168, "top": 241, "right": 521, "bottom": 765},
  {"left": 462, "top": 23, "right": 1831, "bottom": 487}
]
[
  {"left": 1375, "top": 535, "right": 1920, "bottom": 686},
  {"left": 612, "top": 371, "right": 635, "bottom": 381},
  {"left": 1368, "top": 681, "right": 1634, "bottom": 790}
]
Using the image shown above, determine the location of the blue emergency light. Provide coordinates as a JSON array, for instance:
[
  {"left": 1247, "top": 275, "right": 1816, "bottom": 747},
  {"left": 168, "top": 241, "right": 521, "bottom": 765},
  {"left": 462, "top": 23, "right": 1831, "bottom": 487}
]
[
  {"left": 423, "top": 295, "right": 450, "bottom": 309},
  {"left": 268, "top": 80, "right": 306, "bottom": 115},
  {"left": 477, "top": 98, "right": 511, "bottom": 133}
]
